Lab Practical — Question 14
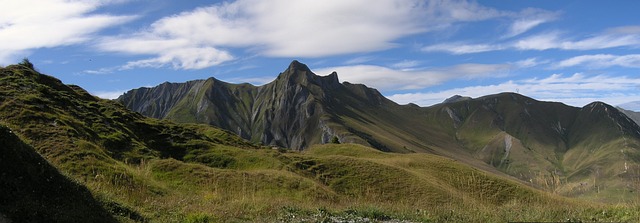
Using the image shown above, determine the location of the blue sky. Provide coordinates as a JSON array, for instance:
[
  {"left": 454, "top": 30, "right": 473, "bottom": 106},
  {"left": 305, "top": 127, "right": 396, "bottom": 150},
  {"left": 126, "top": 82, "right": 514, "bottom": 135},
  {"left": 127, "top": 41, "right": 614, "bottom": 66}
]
[{"left": 2, "top": 0, "right": 640, "bottom": 109}]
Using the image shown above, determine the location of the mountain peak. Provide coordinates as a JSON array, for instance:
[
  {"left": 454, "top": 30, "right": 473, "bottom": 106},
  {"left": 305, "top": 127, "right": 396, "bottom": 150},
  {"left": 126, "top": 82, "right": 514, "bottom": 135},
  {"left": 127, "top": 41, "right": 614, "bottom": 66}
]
[
  {"left": 287, "top": 60, "right": 312, "bottom": 73},
  {"left": 443, "top": 95, "right": 472, "bottom": 104},
  {"left": 584, "top": 101, "right": 611, "bottom": 110},
  {"left": 275, "top": 60, "right": 341, "bottom": 89}
]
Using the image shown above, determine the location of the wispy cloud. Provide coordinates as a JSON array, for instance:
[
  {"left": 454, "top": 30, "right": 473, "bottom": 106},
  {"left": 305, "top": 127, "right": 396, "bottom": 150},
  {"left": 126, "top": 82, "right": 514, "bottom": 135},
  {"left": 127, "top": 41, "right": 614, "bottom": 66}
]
[
  {"left": 503, "top": 8, "right": 559, "bottom": 38},
  {"left": 514, "top": 31, "right": 640, "bottom": 51},
  {"left": 97, "top": 0, "right": 509, "bottom": 70},
  {"left": 390, "top": 60, "right": 421, "bottom": 70},
  {"left": 425, "top": 28, "right": 640, "bottom": 55},
  {"left": 344, "top": 56, "right": 376, "bottom": 65},
  {"left": 421, "top": 7, "right": 559, "bottom": 54},
  {"left": 556, "top": 54, "right": 640, "bottom": 68},
  {"left": 0, "top": 0, "right": 135, "bottom": 64},
  {"left": 422, "top": 42, "right": 504, "bottom": 54},
  {"left": 513, "top": 58, "right": 547, "bottom": 68},
  {"left": 314, "top": 63, "right": 511, "bottom": 91},
  {"left": 388, "top": 73, "right": 640, "bottom": 107}
]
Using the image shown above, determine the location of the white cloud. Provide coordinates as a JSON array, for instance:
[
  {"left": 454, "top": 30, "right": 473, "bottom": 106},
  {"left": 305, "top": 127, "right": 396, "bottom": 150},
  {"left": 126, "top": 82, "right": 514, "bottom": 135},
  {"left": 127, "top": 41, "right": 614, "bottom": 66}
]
[
  {"left": 388, "top": 73, "right": 640, "bottom": 107},
  {"left": 514, "top": 32, "right": 640, "bottom": 51},
  {"left": 390, "top": 60, "right": 421, "bottom": 70},
  {"left": 98, "top": 0, "right": 506, "bottom": 70},
  {"left": 227, "top": 76, "right": 274, "bottom": 86},
  {"left": 421, "top": 7, "right": 559, "bottom": 54},
  {"left": 422, "top": 42, "right": 504, "bottom": 54},
  {"left": 0, "top": 0, "right": 135, "bottom": 64},
  {"left": 313, "top": 63, "right": 510, "bottom": 91},
  {"left": 92, "top": 89, "right": 126, "bottom": 99},
  {"left": 514, "top": 57, "right": 546, "bottom": 68},
  {"left": 426, "top": 24, "right": 640, "bottom": 55},
  {"left": 503, "top": 8, "right": 559, "bottom": 38},
  {"left": 344, "top": 56, "right": 376, "bottom": 65},
  {"left": 121, "top": 47, "right": 234, "bottom": 70},
  {"left": 556, "top": 54, "right": 640, "bottom": 68}
]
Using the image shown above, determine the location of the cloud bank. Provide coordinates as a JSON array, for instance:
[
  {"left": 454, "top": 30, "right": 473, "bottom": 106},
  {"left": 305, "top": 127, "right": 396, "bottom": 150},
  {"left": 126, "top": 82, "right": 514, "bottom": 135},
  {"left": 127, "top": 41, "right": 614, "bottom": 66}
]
[
  {"left": 313, "top": 63, "right": 510, "bottom": 91},
  {"left": 97, "top": 0, "right": 505, "bottom": 69},
  {"left": 0, "top": 0, "right": 134, "bottom": 64}
]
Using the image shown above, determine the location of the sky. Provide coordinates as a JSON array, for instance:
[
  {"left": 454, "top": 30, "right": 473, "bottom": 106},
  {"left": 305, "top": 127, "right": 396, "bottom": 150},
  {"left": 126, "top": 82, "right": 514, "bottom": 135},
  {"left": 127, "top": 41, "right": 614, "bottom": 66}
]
[{"left": 2, "top": 0, "right": 640, "bottom": 110}]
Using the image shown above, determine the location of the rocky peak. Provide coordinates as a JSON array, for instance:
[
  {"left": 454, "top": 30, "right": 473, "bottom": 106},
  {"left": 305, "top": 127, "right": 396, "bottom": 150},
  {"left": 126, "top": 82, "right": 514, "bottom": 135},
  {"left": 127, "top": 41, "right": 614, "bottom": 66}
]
[
  {"left": 578, "top": 101, "right": 640, "bottom": 138},
  {"left": 443, "top": 95, "right": 472, "bottom": 104},
  {"left": 583, "top": 101, "right": 612, "bottom": 114},
  {"left": 273, "top": 60, "right": 341, "bottom": 91},
  {"left": 287, "top": 60, "right": 312, "bottom": 73}
]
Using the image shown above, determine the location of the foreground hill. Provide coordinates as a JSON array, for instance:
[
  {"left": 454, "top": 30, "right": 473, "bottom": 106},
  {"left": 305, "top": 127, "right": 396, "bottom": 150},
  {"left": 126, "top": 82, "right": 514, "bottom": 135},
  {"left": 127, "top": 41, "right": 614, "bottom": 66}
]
[
  {"left": 2, "top": 61, "right": 638, "bottom": 221},
  {"left": 118, "top": 60, "right": 640, "bottom": 202},
  {"left": 0, "top": 125, "right": 116, "bottom": 222}
]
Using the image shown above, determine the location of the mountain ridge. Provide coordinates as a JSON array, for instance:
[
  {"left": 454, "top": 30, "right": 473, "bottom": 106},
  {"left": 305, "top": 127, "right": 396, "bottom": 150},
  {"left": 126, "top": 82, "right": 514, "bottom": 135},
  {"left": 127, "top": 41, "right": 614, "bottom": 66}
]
[{"left": 118, "top": 60, "right": 640, "bottom": 201}]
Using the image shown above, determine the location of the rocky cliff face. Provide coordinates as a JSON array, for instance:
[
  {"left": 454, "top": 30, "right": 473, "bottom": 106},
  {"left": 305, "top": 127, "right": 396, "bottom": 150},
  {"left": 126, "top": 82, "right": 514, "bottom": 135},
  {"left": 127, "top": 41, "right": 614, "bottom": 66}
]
[{"left": 119, "top": 61, "right": 362, "bottom": 150}]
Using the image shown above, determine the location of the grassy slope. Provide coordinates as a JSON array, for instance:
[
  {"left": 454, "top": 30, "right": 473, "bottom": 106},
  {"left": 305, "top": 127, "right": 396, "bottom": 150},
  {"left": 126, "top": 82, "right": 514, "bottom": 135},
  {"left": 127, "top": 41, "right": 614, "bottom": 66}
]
[
  {"left": 0, "top": 125, "right": 117, "bottom": 222},
  {"left": 1, "top": 63, "right": 639, "bottom": 222}
]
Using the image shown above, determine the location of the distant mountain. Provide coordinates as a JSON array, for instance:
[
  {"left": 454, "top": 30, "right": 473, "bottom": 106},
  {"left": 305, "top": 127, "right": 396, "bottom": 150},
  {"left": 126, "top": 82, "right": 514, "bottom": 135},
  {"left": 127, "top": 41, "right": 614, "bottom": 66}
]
[
  {"left": 618, "top": 107, "right": 640, "bottom": 126},
  {"left": 119, "top": 60, "right": 640, "bottom": 201},
  {"left": 619, "top": 101, "right": 640, "bottom": 112},
  {"left": 443, "top": 95, "right": 472, "bottom": 104}
]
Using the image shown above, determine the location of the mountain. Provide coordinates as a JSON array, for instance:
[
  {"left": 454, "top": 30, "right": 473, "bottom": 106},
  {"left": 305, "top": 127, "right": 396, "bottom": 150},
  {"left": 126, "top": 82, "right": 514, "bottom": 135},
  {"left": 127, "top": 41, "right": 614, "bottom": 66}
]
[
  {"left": 619, "top": 107, "right": 640, "bottom": 126},
  {"left": 443, "top": 95, "right": 472, "bottom": 104},
  {"left": 118, "top": 60, "right": 640, "bottom": 201},
  {"left": 619, "top": 101, "right": 640, "bottom": 112},
  {"left": 5, "top": 61, "right": 628, "bottom": 221},
  {"left": 119, "top": 60, "right": 368, "bottom": 150}
]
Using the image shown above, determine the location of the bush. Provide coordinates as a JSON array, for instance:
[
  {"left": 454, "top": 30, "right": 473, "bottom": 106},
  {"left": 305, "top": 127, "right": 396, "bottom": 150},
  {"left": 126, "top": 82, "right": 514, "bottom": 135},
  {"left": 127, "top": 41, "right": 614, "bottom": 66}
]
[
  {"left": 19, "top": 58, "right": 34, "bottom": 70},
  {"left": 330, "top": 136, "right": 340, "bottom": 144}
]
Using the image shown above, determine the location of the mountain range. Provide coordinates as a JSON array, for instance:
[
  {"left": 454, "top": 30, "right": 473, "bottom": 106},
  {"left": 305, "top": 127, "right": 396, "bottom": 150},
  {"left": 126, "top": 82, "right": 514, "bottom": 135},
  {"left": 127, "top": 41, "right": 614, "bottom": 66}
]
[
  {"left": 2, "top": 60, "right": 640, "bottom": 221},
  {"left": 119, "top": 60, "right": 640, "bottom": 201}
]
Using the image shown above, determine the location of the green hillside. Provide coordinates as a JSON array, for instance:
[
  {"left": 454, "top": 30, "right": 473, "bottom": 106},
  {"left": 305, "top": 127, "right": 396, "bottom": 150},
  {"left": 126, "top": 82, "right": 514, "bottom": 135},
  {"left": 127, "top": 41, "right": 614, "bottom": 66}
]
[
  {"left": 1, "top": 61, "right": 639, "bottom": 222},
  {"left": 0, "top": 125, "right": 116, "bottom": 222}
]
